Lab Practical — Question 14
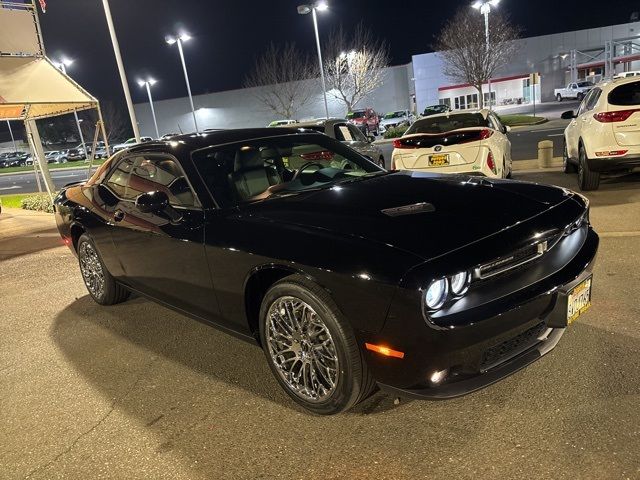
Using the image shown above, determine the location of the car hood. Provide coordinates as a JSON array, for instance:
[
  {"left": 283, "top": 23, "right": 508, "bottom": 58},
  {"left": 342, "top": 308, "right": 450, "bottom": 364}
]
[{"left": 245, "top": 171, "right": 572, "bottom": 261}]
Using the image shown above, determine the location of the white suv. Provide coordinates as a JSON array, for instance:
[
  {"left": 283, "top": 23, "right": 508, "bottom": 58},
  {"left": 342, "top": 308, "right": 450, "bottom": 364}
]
[{"left": 562, "top": 77, "right": 640, "bottom": 190}]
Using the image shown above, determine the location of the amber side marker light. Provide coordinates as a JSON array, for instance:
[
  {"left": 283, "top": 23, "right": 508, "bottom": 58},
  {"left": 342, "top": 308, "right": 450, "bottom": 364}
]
[{"left": 365, "top": 343, "right": 405, "bottom": 359}]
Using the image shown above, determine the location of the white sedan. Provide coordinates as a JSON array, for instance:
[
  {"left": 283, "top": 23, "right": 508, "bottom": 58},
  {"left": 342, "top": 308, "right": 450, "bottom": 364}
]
[{"left": 391, "top": 109, "right": 513, "bottom": 178}]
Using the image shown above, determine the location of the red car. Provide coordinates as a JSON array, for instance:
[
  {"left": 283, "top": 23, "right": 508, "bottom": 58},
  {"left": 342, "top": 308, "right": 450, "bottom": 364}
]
[{"left": 347, "top": 108, "right": 380, "bottom": 135}]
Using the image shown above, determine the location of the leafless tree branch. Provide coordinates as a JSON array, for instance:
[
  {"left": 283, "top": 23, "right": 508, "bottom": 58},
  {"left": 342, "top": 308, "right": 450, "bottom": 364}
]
[
  {"left": 243, "top": 42, "right": 318, "bottom": 119},
  {"left": 434, "top": 8, "right": 521, "bottom": 108},
  {"left": 323, "top": 23, "right": 390, "bottom": 113}
]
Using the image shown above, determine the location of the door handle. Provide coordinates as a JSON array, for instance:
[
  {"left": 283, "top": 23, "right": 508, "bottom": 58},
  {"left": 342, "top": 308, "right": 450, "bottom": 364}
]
[{"left": 113, "top": 209, "right": 125, "bottom": 222}]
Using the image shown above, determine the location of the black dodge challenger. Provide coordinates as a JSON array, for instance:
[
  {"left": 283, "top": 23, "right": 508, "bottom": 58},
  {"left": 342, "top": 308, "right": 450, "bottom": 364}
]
[{"left": 54, "top": 129, "right": 598, "bottom": 414}]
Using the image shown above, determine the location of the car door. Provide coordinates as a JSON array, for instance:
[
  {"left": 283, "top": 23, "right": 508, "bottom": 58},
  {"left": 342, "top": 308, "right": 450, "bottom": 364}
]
[
  {"left": 488, "top": 113, "right": 511, "bottom": 174},
  {"left": 106, "top": 152, "right": 218, "bottom": 319},
  {"left": 565, "top": 91, "right": 593, "bottom": 158}
]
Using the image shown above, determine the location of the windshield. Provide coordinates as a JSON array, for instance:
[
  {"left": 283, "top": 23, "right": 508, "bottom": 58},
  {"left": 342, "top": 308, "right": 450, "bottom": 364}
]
[
  {"left": 384, "top": 112, "right": 404, "bottom": 119},
  {"left": 192, "top": 134, "right": 383, "bottom": 207},
  {"left": 347, "top": 111, "right": 366, "bottom": 119},
  {"left": 577, "top": 81, "right": 594, "bottom": 87},
  {"left": 405, "top": 113, "right": 489, "bottom": 135}
]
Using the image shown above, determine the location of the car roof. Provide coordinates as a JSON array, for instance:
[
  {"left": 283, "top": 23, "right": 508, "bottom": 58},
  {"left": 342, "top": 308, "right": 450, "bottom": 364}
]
[
  {"left": 417, "top": 109, "right": 490, "bottom": 121},
  {"left": 598, "top": 75, "right": 640, "bottom": 90},
  {"left": 294, "top": 118, "right": 347, "bottom": 128},
  {"left": 126, "top": 128, "right": 326, "bottom": 154}
]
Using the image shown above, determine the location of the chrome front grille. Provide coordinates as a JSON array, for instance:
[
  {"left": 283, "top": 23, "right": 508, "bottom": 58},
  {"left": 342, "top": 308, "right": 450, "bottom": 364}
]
[{"left": 474, "top": 231, "right": 564, "bottom": 280}]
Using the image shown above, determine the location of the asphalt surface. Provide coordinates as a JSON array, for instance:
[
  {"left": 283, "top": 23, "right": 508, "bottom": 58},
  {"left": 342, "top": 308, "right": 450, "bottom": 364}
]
[
  {"left": 0, "top": 167, "right": 95, "bottom": 195},
  {"left": 1, "top": 170, "right": 639, "bottom": 479}
]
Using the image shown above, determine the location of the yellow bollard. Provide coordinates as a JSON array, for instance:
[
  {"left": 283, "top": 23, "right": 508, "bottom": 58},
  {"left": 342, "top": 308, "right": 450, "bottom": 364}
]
[{"left": 538, "top": 140, "right": 554, "bottom": 168}]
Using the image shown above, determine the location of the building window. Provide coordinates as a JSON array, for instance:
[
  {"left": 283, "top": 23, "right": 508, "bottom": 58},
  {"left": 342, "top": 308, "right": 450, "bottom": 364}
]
[
  {"left": 483, "top": 92, "right": 496, "bottom": 106},
  {"left": 439, "top": 98, "right": 451, "bottom": 108},
  {"left": 466, "top": 94, "right": 478, "bottom": 109},
  {"left": 454, "top": 95, "right": 467, "bottom": 110}
]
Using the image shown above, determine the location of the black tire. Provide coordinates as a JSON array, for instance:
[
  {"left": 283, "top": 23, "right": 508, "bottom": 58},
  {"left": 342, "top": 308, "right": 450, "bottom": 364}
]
[
  {"left": 578, "top": 143, "right": 600, "bottom": 191},
  {"left": 563, "top": 142, "right": 577, "bottom": 173},
  {"left": 504, "top": 157, "right": 512, "bottom": 179},
  {"left": 556, "top": 94, "right": 562, "bottom": 102},
  {"left": 378, "top": 155, "right": 385, "bottom": 168},
  {"left": 259, "top": 274, "right": 376, "bottom": 415},
  {"left": 77, "top": 233, "right": 130, "bottom": 305}
]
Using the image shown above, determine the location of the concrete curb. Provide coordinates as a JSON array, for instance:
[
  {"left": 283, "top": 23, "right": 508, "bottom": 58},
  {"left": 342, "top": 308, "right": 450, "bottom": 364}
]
[
  {"left": 513, "top": 157, "right": 563, "bottom": 171},
  {"left": 507, "top": 118, "right": 549, "bottom": 128}
]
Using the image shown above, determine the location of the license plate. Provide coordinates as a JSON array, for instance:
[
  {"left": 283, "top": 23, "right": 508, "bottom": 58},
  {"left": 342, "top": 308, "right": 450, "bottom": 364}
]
[
  {"left": 429, "top": 154, "right": 450, "bottom": 167},
  {"left": 567, "top": 276, "right": 592, "bottom": 324}
]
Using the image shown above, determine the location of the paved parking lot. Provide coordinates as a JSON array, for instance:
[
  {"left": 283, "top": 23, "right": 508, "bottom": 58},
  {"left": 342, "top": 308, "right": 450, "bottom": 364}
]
[{"left": 1, "top": 170, "right": 639, "bottom": 480}]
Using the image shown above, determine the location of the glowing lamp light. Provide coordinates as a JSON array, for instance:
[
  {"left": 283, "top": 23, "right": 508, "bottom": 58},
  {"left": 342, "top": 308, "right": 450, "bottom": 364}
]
[{"left": 365, "top": 343, "right": 405, "bottom": 359}]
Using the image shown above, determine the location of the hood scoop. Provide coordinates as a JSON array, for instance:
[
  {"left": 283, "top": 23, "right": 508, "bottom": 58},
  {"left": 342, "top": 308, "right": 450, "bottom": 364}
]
[{"left": 381, "top": 202, "right": 436, "bottom": 217}]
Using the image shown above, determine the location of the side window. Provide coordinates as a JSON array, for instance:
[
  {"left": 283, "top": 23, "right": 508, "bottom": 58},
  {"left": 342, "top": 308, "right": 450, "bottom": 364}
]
[
  {"left": 334, "top": 124, "right": 354, "bottom": 142},
  {"left": 126, "top": 155, "right": 197, "bottom": 207},
  {"left": 104, "top": 156, "right": 136, "bottom": 199},
  {"left": 347, "top": 124, "right": 368, "bottom": 142},
  {"left": 585, "top": 88, "right": 601, "bottom": 111},
  {"left": 576, "top": 90, "right": 593, "bottom": 116}
]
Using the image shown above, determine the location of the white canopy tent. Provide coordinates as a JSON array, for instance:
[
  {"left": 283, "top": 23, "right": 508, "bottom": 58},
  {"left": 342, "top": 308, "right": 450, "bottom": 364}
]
[{"left": 0, "top": 1, "right": 109, "bottom": 197}]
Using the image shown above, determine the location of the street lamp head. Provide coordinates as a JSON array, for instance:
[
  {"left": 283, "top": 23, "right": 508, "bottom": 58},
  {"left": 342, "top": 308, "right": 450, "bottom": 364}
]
[
  {"left": 297, "top": 4, "right": 312, "bottom": 14},
  {"left": 179, "top": 33, "right": 191, "bottom": 42},
  {"left": 138, "top": 78, "right": 158, "bottom": 87},
  {"left": 60, "top": 57, "right": 74, "bottom": 67},
  {"left": 165, "top": 36, "right": 177, "bottom": 45},
  {"left": 315, "top": 1, "right": 328, "bottom": 11},
  {"left": 471, "top": 0, "right": 483, "bottom": 9}
]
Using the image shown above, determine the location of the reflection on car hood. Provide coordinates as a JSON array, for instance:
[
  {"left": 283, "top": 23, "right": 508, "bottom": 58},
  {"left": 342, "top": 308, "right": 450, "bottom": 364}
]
[{"left": 247, "top": 172, "right": 572, "bottom": 261}]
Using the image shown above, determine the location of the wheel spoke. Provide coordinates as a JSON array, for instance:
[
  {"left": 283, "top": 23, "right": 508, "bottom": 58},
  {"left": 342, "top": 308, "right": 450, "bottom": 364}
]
[{"left": 265, "top": 296, "right": 339, "bottom": 403}]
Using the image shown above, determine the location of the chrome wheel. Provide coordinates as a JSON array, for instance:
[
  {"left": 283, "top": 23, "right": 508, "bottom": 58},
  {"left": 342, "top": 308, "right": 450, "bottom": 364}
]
[
  {"left": 79, "top": 242, "right": 105, "bottom": 299},
  {"left": 266, "top": 296, "right": 339, "bottom": 403}
]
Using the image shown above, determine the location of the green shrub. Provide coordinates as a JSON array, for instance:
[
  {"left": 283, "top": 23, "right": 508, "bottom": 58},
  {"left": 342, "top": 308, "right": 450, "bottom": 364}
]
[
  {"left": 20, "top": 194, "right": 54, "bottom": 213},
  {"left": 383, "top": 125, "right": 409, "bottom": 139}
]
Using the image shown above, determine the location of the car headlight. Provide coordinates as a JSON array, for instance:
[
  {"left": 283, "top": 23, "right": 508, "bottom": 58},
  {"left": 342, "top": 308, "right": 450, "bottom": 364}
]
[
  {"left": 425, "top": 278, "right": 448, "bottom": 310},
  {"left": 450, "top": 271, "right": 470, "bottom": 296}
]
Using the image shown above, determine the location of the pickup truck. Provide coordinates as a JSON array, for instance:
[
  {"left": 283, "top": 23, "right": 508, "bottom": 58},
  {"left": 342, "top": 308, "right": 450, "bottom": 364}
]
[{"left": 555, "top": 81, "right": 594, "bottom": 102}]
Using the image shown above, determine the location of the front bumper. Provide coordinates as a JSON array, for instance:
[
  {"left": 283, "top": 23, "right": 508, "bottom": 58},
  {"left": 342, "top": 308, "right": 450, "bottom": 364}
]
[
  {"left": 587, "top": 153, "right": 640, "bottom": 172},
  {"left": 360, "top": 222, "right": 598, "bottom": 400}
]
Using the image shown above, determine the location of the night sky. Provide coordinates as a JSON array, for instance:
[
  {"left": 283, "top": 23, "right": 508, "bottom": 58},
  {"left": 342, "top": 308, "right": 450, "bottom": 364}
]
[{"left": 37, "top": 0, "right": 638, "bottom": 104}]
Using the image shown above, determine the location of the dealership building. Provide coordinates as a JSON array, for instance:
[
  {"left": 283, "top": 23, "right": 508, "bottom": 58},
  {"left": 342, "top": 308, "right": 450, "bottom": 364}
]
[{"left": 133, "top": 19, "right": 640, "bottom": 137}]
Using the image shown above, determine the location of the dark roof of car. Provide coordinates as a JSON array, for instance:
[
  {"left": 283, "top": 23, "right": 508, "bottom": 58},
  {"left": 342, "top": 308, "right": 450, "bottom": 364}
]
[{"left": 127, "top": 128, "right": 325, "bottom": 153}]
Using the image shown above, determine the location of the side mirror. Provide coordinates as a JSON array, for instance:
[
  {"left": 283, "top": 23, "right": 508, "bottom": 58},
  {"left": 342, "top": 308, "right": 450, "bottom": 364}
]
[
  {"left": 135, "top": 190, "right": 169, "bottom": 214},
  {"left": 367, "top": 135, "right": 376, "bottom": 143},
  {"left": 561, "top": 110, "right": 576, "bottom": 120},
  {"left": 504, "top": 125, "right": 511, "bottom": 133}
]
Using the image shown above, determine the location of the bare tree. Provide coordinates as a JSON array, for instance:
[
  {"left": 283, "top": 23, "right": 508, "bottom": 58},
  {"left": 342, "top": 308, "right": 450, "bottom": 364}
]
[
  {"left": 80, "top": 101, "right": 130, "bottom": 144},
  {"left": 243, "top": 42, "right": 318, "bottom": 119},
  {"left": 435, "top": 8, "right": 520, "bottom": 109},
  {"left": 323, "top": 24, "right": 390, "bottom": 113}
]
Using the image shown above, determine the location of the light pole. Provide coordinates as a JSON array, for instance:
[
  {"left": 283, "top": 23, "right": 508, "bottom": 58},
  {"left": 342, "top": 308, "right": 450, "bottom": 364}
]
[
  {"left": 55, "top": 57, "right": 89, "bottom": 159},
  {"left": 297, "top": 1, "right": 330, "bottom": 119},
  {"left": 6, "top": 121, "right": 17, "bottom": 152},
  {"left": 471, "top": 0, "right": 500, "bottom": 109},
  {"left": 166, "top": 33, "right": 199, "bottom": 132},
  {"left": 102, "top": 0, "right": 141, "bottom": 142},
  {"left": 137, "top": 78, "right": 160, "bottom": 139}
]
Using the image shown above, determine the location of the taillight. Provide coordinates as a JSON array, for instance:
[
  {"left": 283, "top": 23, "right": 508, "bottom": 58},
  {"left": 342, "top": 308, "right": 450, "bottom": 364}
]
[
  {"left": 595, "top": 150, "right": 628, "bottom": 157},
  {"left": 392, "top": 139, "right": 417, "bottom": 149},
  {"left": 487, "top": 151, "right": 497, "bottom": 174},
  {"left": 300, "top": 150, "right": 334, "bottom": 161},
  {"left": 479, "top": 129, "right": 494, "bottom": 140},
  {"left": 593, "top": 109, "right": 640, "bottom": 123}
]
